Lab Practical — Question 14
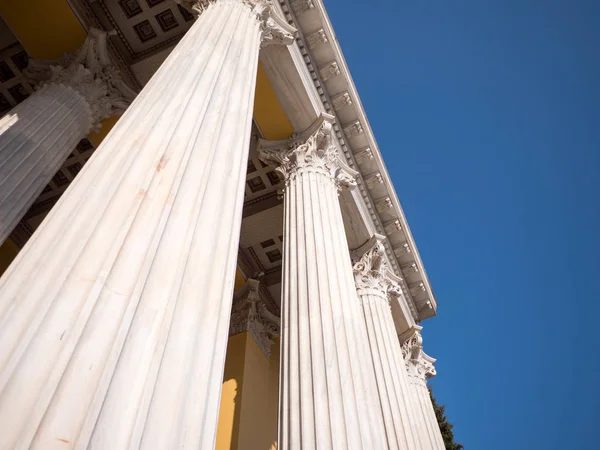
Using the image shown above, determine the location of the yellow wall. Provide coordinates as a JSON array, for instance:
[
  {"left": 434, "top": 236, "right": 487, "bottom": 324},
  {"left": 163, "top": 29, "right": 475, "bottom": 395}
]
[
  {"left": 267, "top": 338, "right": 281, "bottom": 450},
  {"left": 0, "top": 0, "right": 85, "bottom": 60},
  {"left": 217, "top": 332, "right": 279, "bottom": 450},
  {"left": 254, "top": 64, "right": 294, "bottom": 140}
]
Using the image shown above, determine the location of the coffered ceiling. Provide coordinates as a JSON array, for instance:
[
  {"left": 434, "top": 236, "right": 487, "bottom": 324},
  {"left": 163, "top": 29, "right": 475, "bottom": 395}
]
[{"left": 80, "top": 0, "right": 194, "bottom": 64}]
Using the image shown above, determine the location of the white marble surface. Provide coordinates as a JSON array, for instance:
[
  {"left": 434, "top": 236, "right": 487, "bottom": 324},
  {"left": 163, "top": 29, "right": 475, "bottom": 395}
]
[
  {"left": 353, "top": 238, "right": 421, "bottom": 449},
  {"left": 0, "top": 28, "right": 133, "bottom": 245},
  {"left": 0, "top": 84, "right": 91, "bottom": 244},
  {"left": 260, "top": 114, "right": 388, "bottom": 449},
  {"left": 0, "top": 2, "right": 292, "bottom": 448},
  {"left": 403, "top": 329, "right": 446, "bottom": 450}
]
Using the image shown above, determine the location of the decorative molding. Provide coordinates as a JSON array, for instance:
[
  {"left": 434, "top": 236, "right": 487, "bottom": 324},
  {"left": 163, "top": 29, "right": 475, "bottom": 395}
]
[
  {"left": 401, "top": 262, "right": 419, "bottom": 274},
  {"left": 354, "top": 146, "right": 374, "bottom": 165},
  {"left": 331, "top": 91, "right": 352, "bottom": 111},
  {"left": 306, "top": 28, "right": 328, "bottom": 49},
  {"left": 343, "top": 120, "right": 364, "bottom": 138},
  {"left": 375, "top": 197, "right": 393, "bottom": 213},
  {"left": 229, "top": 279, "right": 281, "bottom": 357},
  {"left": 365, "top": 172, "right": 384, "bottom": 190},
  {"left": 383, "top": 219, "right": 402, "bottom": 234},
  {"left": 319, "top": 61, "right": 340, "bottom": 81},
  {"left": 289, "top": 0, "right": 315, "bottom": 14},
  {"left": 409, "top": 281, "right": 426, "bottom": 295},
  {"left": 258, "top": 113, "right": 358, "bottom": 190},
  {"left": 25, "top": 28, "right": 136, "bottom": 132},
  {"left": 394, "top": 242, "right": 411, "bottom": 256}
]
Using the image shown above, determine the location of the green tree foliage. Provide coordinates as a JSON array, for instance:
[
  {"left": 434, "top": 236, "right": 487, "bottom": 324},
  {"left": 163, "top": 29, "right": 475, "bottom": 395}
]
[{"left": 429, "top": 388, "right": 464, "bottom": 450}]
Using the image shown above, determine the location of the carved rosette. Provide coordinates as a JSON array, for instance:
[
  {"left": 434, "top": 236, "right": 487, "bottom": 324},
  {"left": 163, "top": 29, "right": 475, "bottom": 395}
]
[
  {"left": 229, "top": 279, "right": 281, "bottom": 357},
  {"left": 25, "top": 28, "right": 134, "bottom": 132},
  {"left": 401, "top": 330, "right": 437, "bottom": 387},
  {"left": 177, "top": 0, "right": 296, "bottom": 47},
  {"left": 352, "top": 235, "right": 402, "bottom": 304},
  {"left": 258, "top": 113, "right": 358, "bottom": 191}
]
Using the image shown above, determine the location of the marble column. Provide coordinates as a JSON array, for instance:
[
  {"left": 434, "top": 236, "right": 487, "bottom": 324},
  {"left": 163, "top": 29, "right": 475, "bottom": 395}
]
[
  {"left": 352, "top": 235, "right": 420, "bottom": 449},
  {"left": 0, "top": 2, "right": 294, "bottom": 449},
  {"left": 259, "top": 114, "right": 388, "bottom": 449},
  {"left": 402, "top": 328, "right": 446, "bottom": 450},
  {"left": 0, "top": 28, "right": 134, "bottom": 244}
]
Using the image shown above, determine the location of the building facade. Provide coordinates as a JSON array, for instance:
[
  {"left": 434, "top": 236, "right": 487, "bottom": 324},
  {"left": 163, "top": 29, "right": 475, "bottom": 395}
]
[{"left": 0, "top": 0, "right": 445, "bottom": 448}]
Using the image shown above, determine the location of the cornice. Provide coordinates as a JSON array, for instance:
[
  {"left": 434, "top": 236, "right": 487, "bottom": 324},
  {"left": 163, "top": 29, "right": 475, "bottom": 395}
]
[{"left": 278, "top": 0, "right": 437, "bottom": 321}]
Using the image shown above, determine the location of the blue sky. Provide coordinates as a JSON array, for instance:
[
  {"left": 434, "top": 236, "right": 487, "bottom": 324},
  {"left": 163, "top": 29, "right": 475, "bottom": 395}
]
[{"left": 324, "top": 0, "right": 600, "bottom": 448}]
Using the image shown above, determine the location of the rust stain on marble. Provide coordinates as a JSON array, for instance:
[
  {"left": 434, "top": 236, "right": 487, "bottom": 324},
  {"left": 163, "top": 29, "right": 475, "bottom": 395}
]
[{"left": 156, "top": 156, "right": 168, "bottom": 172}]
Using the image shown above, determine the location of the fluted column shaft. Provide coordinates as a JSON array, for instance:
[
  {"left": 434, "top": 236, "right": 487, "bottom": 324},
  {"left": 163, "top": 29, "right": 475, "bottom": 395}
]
[
  {"left": 353, "top": 237, "right": 420, "bottom": 449},
  {"left": 0, "top": 2, "right": 293, "bottom": 449},
  {"left": 260, "top": 115, "right": 387, "bottom": 449},
  {"left": 407, "top": 374, "right": 446, "bottom": 450},
  {"left": 0, "top": 84, "right": 91, "bottom": 243},
  {"left": 0, "top": 28, "right": 132, "bottom": 244},
  {"left": 358, "top": 290, "right": 420, "bottom": 449},
  {"left": 403, "top": 332, "right": 446, "bottom": 450}
]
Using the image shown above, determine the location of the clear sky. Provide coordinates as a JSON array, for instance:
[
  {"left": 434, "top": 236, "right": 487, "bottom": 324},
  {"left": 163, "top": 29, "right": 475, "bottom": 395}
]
[{"left": 324, "top": 0, "right": 600, "bottom": 448}]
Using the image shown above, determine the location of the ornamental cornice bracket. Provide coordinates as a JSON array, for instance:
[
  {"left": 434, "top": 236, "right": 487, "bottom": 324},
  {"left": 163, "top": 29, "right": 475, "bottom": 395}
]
[
  {"left": 176, "top": 0, "right": 296, "bottom": 46},
  {"left": 258, "top": 113, "right": 357, "bottom": 189},
  {"left": 25, "top": 28, "right": 136, "bottom": 132},
  {"left": 230, "top": 279, "right": 280, "bottom": 357}
]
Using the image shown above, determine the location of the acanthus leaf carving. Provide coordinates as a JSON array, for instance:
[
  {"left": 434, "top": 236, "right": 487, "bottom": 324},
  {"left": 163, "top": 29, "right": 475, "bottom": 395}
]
[
  {"left": 352, "top": 234, "right": 402, "bottom": 301},
  {"left": 176, "top": 0, "right": 296, "bottom": 47},
  {"left": 401, "top": 329, "right": 437, "bottom": 386},
  {"left": 229, "top": 279, "right": 280, "bottom": 357},
  {"left": 25, "top": 28, "right": 135, "bottom": 133},
  {"left": 258, "top": 113, "right": 357, "bottom": 191}
]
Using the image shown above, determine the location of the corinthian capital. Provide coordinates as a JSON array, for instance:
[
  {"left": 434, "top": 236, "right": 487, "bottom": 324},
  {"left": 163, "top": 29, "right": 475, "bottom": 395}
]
[
  {"left": 26, "top": 28, "right": 135, "bottom": 132},
  {"left": 258, "top": 113, "right": 358, "bottom": 188},
  {"left": 229, "top": 279, "right": 281, "bottom": 357},
  {"left": 352, "top": 234, "right": 402, "bottom": 297},
  {"left": 177, "top": 0, "right": 296, "bottom": 46},
  {"left": 401, "top": 326, "right": 437, "bottom": 385}
]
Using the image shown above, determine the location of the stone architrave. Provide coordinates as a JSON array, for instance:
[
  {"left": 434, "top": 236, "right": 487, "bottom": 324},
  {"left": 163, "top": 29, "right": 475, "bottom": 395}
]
[
  {"left": 402, "top": 328, "right": 446, "bottom": 450},
  {"left": 229, "top": 279, "right": 280, "bottom": 357},
  {"left": 0, "top": 28, "right": 134, "bottom": 244},
  {"left": 259, "top": 113, "right": 388, "bottom": 450},
  {"left": 0, "top": 2, "right": 295, "bottom": 449},
  {"left": 352, "top": 235, "right": 421, "bottom": 449}
]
